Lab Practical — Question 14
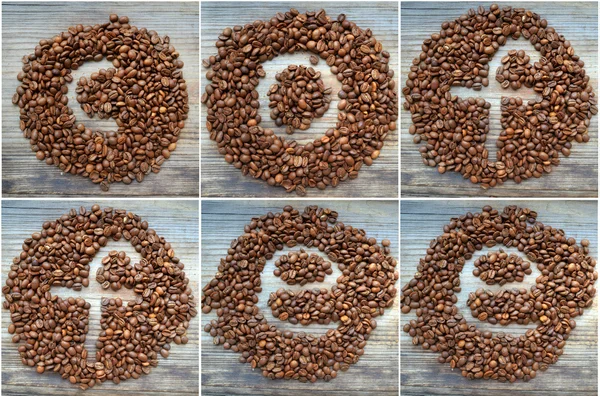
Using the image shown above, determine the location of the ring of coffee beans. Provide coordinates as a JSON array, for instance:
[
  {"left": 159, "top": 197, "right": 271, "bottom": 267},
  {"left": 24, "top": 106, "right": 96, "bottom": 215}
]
[
  {"left": 273, "top": 249, "right": 333, "bottom": 285},
  {"left": 13, "top": 14, "right": 189, "bottom": 191},
  {"left": 202, "top": 205, "right": 398, "bottom": 382},
  {"left": 472, "top": 249, "right": 532, "bottom": 285},
  {"left": 202, "top": 8, "right": 398, "bottom": 195},
  {"left": 401, "top": 205, "right": 597, "bottom": 382},
  {"left": 269, "top": 65, "right": 332, "bottom": 134},
  {"left": 2, "top": 205, "right": 197, "bottom": 390},
  {"left": 403, "top": 5, "right": 597, "bottom": 188}
]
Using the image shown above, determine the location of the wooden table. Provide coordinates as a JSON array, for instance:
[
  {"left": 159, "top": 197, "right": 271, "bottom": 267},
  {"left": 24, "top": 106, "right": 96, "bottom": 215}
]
[
  {"left": 401, "top": 2, "right": 599, "bottom": 197},
  {"left": 400, "top": 200, "right": 598, "bottom": 395},
  {"left": 1, "top": 200, "right": 199, "bottom": 395},
  {"left": 201, "top": 2, "right": 399, "bottom": 198},
  {"left": 2, "top": 2, "right": 199, "bottom": 197},
  {"left": 201, "top": 200, "right": 399, "bottom": 395}
]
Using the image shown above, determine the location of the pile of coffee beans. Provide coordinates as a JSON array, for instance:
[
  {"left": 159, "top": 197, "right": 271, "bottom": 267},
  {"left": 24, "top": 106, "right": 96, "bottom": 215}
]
[
  {"left": 472, "top": 250, "right": 532, "bottom": 285},
  {"left": 404, "top": 5, "right": 597, "bottom": 188},
  {"left": 202, "top": 205, "right": 398, "bottom": 382},
  {"left": 273, "top": 249, "right": 333, "bottom": 285},
  {"left": 97, "top": 250, "right": 133, "bottom": 291},
  {"left": 2, "top": 205, "right": 197, "bottom": 390},
  {"left": 268, "top": 287, "right": 335, "bottom": 325},
  {"left": 13, "top": 14, "right": 189, "bottom": 191},
  {"left": 495, "top": 49, "right": 534, "bottom": 90},
  {"left": 401, "top": 205, "right": 597, "bottom": 382},
  {"left": 269, "top": 65, "right": 332, "bottom": 134},
  {"left": 202, "top": 9, "right": 398, "bottom": 195}
]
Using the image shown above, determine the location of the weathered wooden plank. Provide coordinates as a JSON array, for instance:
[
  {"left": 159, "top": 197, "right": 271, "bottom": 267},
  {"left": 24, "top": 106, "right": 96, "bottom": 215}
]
[
  {"left": 201, "top": 200, "right": 399, "bottom": 395},
  {"left": 1, "top": 200, "right": 199, "bottom": 395},
  {"left": 2, "top": 2, "right": 199, "bottom": 197},
  {"left": 400, "top": 200, "right": 598, "bottom": 395},
  {"left": 201, "top": 2, "right": 399, "bottom": 198},
  {"left": 401, "top": 2, "right": 598, "bottom": 197}
]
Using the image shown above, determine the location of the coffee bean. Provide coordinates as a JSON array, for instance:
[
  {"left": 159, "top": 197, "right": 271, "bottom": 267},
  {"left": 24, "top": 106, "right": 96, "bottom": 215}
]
[{"left": 13, "top": 15, "right": 189, "bottom": 191}]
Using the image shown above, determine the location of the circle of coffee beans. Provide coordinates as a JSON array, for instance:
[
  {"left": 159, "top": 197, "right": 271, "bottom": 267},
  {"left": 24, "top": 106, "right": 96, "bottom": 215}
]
[
  {"left": 403, "top": 5, "right": 597, "bottom": 188},
  {"left": 202, "top": 8, "right": 398, "bottom": 195},
  {"left": 273, "top": 249, "right": 333, "bottom": 285},
  {"left": 268, "top": 65, "right": 332, "bottom": 134},
  {"left": 401, "top": 205, "right": 597, "bottom": 382},
  {"left": 495, "top": 50, "right": 534, "bottom": 90},
  {"left": 2, "top": 205, "right": 197, "bottom": 390},
  {"left": 202, "top": 205, "right": 398, "bottom": 382},
  {"left": 472, "top": 249, "right": 532, "bottom": 285},
  {"left": 13, "top": 14, "right": 189, "bottom": 191}
]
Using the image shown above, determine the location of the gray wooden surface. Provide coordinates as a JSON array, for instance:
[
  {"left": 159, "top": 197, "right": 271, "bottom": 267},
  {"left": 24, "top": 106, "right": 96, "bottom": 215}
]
[
  {"left": 1, "top": 200, "right": 199, "bottom": 396},
  {"left": 401, "top": 2, "right": 599, "bottom": 197},
  {"left": 201, "top": 2, "right": 398, "bottom": 198},
  {"left": 2, "top": 2, "right": 199, "bottom": 197},
  {"left": 201, "top": 200, "right": 399, "bottom": 395},
  {"left": 400, "top": 200, "right": 598, "bottom": 396}
]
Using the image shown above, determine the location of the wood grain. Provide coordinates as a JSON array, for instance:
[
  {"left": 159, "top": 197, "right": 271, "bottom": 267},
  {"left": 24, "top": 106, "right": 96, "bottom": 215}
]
[
  {"left": 201, "top": 200, "right": 399, "bottom": 395},
  {"left": 401, "top": 2, "right": 599, "bottom": 197},
  {"left": 400, "top": 200, "right": 598, "bottom": 396},
  {"left": 2, "top": 2, "right": 199, "bottom": 197},
  {"left": 1, "top": 200, "right": 199, "bottom": 396},
  {"left": 201, "top": 2, "right": 399, "bottom": 198}
]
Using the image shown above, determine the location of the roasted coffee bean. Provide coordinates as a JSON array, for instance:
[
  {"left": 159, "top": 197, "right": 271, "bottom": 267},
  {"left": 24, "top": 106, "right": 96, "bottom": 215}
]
[
  {"left": 3, "top": 205, "right": 196, "bottom": 389},
  {"left": 13, "top": 15, "right": 189, "bottom": 191},
  {"left": 202, "top": 206, "right": 398, "bottom": 382},
  {"left": 403, "top": 5, "right": 597, "bottom": 188},
  {"left": 401, "top": 205, "right": 597, "bottom": 382},
  {"left": 203, "top": 9, "right": 398, "bottom": 195}
]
